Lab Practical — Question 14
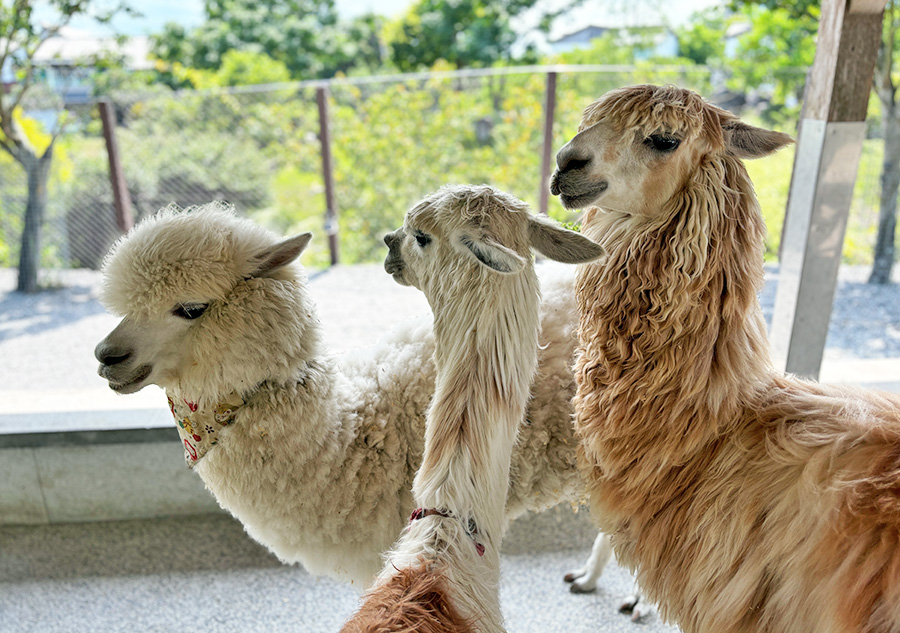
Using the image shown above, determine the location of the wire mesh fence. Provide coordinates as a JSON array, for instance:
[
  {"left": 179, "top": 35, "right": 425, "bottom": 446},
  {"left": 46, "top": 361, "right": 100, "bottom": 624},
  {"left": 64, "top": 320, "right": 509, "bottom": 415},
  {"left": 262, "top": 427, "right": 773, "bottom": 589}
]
[{"left": 0, "top": 64, "right": 891, "bottom": 278}]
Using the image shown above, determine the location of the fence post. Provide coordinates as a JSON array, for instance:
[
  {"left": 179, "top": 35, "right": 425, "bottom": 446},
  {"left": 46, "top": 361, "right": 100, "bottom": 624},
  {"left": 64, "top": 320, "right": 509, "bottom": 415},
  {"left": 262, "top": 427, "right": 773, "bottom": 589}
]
[
  {"left": 539, "top": 71, "right": 558, "bottom": 215},
  {"left": 316, "top": 85, "right": 339, "bottom": 266},
  {"left": 98, "top": 100, "right": 134, "bottom": 233}
]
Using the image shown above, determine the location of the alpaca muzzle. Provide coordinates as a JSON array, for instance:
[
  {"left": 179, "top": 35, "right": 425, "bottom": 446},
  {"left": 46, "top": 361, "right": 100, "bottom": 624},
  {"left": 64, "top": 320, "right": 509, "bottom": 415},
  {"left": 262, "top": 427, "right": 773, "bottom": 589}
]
[{"left": 383, "top": 230, "right": 410, "bottom": 285}]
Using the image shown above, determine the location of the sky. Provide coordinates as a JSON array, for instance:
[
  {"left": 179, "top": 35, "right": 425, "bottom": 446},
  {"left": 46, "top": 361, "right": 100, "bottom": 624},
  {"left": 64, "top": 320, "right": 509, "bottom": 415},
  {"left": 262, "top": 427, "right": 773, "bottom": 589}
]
[{"left": 55, "top": 0, "right": 723, "bottom": 41}]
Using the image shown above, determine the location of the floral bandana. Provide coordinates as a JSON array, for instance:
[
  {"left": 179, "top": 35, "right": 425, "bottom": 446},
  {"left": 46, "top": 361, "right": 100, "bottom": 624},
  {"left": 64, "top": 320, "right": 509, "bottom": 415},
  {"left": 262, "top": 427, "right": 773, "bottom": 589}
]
[{"left": 166, "top": 391, "right": 245, "bottom": 468}]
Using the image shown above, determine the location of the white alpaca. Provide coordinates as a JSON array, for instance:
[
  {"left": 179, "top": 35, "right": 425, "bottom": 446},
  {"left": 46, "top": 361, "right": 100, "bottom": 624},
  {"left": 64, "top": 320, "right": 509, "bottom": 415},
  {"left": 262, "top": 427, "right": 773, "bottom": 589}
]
[
  {"left": 341, "top": 185, "right": 604, "bottom": 632},
  {"left": 94, "top": 201, "right": 610, "bottom": 592}
]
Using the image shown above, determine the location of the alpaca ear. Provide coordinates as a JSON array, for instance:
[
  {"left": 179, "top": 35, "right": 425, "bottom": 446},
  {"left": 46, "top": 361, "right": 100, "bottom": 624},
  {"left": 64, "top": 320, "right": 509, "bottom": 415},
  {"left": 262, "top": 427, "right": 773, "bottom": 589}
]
[
  {"left": 723, "top": 120, "right": 794, "bottom": 159},
  {"left": 527, "top": 216, "right": 605, "bottom": 264},
  {"left": 250, "top": 232, "right": 312, "bottom": 277},
  {"left": 456, "top": 232, "right": 526, "bottom": 274}
]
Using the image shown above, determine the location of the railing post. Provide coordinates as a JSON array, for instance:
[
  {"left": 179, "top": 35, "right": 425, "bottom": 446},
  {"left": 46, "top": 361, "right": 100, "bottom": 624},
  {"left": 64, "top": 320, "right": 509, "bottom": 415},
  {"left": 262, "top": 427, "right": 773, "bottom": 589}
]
[
  {"left": 98, "top": 99, "right": 134, "bottom": 233},
  {"left": 539, "top": 70, "right": 558, "bottom": 215},
  {"left": 316, "top": 85, "right": 339, "bottom": 266}
]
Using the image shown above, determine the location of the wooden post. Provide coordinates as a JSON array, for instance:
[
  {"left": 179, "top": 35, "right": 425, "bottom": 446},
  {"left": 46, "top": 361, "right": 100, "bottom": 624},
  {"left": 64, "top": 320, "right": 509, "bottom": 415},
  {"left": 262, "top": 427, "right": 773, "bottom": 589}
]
[
  {"left": 539, "top": 71, "right": 557, "bottom": 215},
  {"left": 770, "top": 0, "right": 887, "bottom": 379},
  {"left": 316, "top": 86, "right": 339, "bottom": 266},
  {"left": 98, "top": 100, "right": 134, "bottom": 233}
]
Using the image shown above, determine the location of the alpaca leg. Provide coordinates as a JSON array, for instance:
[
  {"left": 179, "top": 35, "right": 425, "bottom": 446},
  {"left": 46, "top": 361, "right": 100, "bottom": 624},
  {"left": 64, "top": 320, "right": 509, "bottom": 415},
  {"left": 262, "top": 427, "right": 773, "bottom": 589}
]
[
  {"left": 619, "top": 580, "right": 657, "bottom": 622},
  {"left": 563, "top": 531, "right": 613, "bottom": 593}
]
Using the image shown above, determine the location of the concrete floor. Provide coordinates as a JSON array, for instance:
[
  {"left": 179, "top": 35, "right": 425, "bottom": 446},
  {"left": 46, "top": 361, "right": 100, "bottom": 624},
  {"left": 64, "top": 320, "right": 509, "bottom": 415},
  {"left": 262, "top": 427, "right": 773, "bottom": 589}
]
[{"left": 0, "top": 506, "right": 681, "bottom": 633}]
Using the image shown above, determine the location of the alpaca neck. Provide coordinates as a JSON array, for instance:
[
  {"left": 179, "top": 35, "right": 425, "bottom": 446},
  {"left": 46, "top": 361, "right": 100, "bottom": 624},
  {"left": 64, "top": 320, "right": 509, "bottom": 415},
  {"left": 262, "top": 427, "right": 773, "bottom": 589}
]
[
  {"left": 415, "top": 270, "right": 540, "bottom": 542},
  {"left": 578, "top": 156, "right": 772, "bottom": 464}
]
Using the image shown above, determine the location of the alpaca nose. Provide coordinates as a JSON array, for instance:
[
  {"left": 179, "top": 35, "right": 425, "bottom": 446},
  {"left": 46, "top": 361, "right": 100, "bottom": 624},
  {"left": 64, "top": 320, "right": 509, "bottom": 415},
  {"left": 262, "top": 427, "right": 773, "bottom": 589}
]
[
  {"left": 556, "top": 148, "right": 591, "bottom": 174},
  {"left": 384, "top": 232, "right": 399, "bottom": 248},
  {"left": 95, "top": 341, "right": 131, "bottom": 366}
]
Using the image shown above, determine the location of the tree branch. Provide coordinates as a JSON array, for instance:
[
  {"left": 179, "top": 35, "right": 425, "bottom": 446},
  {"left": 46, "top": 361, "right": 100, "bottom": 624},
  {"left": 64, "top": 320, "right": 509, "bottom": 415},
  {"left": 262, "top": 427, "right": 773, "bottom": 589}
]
[{"left": 0, "top": 134, "right": 19, "bottom": 161}]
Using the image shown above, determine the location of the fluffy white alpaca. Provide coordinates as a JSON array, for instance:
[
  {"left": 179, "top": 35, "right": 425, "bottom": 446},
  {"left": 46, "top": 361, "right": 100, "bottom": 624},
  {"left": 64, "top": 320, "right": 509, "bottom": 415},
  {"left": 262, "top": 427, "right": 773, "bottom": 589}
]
[
  {"left": 341, "top": 185, "right": 604, "bottom": 632},
  {"left": 94, "top": 201, "right": 608, "bottom": 591}
]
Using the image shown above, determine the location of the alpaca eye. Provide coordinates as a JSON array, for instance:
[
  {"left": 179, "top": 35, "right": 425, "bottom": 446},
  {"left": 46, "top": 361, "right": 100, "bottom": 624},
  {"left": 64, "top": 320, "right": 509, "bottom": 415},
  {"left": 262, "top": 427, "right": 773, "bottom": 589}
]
[
  {"left": 415, "top": 233, "right": 431, "bottom": 247},
  {"left": 645, "top": 135, "right": 680, "bottom": 152},
  {"left": 173, "top": 303, "right": 209, "bottom": 320}
]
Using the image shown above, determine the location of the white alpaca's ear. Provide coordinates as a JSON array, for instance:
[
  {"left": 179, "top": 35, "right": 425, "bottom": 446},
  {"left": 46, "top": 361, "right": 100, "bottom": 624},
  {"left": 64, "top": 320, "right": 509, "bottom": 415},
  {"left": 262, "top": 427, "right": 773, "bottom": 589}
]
[
  {"left": 527, "top": 216, "right": 605, "bottom": 264},
  {"left": 250, "top": 232, "right": 312, "bottom": 277},
  {"left": 456, "top": 232, "right": 526, "bottom": 274},
  {"left": 723, "top": 120, "right": 793, "bottom": 159}
]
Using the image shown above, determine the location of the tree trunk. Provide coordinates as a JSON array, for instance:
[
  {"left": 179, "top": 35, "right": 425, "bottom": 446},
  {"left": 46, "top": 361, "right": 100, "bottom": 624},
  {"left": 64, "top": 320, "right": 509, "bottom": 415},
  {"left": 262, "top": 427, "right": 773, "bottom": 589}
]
[
  {"left": 870, "top": 105, "right": 900, "bottom": 284},
  {"left": 16, "top": 147, "right": 53, "bottom": 293}
]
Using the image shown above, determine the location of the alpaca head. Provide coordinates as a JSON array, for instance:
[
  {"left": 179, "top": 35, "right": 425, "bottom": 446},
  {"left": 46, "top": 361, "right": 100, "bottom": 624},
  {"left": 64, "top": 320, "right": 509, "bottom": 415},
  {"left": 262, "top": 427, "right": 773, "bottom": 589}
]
[
  {"left": 383, "top": 184, "right": 604, "bottom": 299},
  {"left": 94, "top": 202, "right": 316, "bottom": 402},
  {"left": 550, "top": 84, "right": 793, "bottom": 216}
]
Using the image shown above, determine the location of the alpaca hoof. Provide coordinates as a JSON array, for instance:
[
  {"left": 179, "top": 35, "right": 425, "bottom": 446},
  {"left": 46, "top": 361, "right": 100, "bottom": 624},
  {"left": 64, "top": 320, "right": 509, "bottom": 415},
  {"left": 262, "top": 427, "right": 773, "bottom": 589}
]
[
  {"left": 619, "top": 595, "right": 639, "bottom": 614},
  {"left": 568, "top": 579, "right": 597, "bottom": 594},
  {"left": 563, "top": 571, "right": 581, "bottom": 583},
  {"left": 630, "top": 601, "right": 656, "bottom": 622}
]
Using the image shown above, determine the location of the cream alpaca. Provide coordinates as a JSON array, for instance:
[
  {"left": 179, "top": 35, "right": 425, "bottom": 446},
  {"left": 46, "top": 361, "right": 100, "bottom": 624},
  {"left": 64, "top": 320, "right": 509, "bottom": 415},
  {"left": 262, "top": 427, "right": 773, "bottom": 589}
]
[
  {"left": 341, "top": 185, "right": 604, "bottom": 632},
  {"left": 553, "top": 84, "right": 900, "bottom": 633},
  {"left": 93, "top": 201, "right": 608, "bottom": 591}
]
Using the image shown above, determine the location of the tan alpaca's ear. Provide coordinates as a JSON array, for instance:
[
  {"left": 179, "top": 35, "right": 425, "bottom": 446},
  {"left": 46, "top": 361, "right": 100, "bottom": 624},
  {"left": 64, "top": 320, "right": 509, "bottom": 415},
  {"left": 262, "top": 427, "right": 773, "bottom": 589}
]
[
  {"left": 527, "top": 216, "right": 605, "bottom": 264},
  {"left": 723, "top": 120, "right": 794, "bottom": 159},
  {"left": 250, "top": 232, "right": 312, "bottom": 277},
  {"left": 456, "top": 232, "right": 526, "bottom": 274}
]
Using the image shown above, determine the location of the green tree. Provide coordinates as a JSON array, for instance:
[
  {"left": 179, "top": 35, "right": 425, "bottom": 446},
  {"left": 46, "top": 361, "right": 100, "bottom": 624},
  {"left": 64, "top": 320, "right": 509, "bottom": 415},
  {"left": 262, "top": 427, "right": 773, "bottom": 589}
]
[
  {"left": 328, "top": 14, "right": 389, "bottom": 77},
  {"left": 212, "top": 49, "right": 291, "bottom": 86},
  {"left": 150, "top": 0, "right": 377, "bottom": 80},
  {"left": 386, "top": 0, "right": 575, "bottom": 71},
  {"left": 675, "top": 6, "right": 727, "bottom": 66},
  {"left": 726, "top": 3, "right": 816, "bottom": 123},
  {"left": 0, "top": 0, "right": 134, "bottom": 292}
]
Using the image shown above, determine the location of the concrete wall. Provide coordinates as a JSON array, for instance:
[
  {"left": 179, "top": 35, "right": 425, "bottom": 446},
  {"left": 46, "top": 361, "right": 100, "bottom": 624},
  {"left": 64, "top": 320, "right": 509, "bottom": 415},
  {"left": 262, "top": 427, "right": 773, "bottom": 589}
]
[{"left": 1, "top": 430, "right": 222, "bottom": 525}]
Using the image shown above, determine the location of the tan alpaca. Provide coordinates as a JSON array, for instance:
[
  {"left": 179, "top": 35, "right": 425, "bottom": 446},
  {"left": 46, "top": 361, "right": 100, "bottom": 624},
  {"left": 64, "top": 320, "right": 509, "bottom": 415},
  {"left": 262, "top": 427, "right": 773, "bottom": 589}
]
[
  {"left": 340, "top": 185, "right": 604, "bottom": 632},
  {"left": 552, "top": 84, "right": 900, "bottom": 633}
]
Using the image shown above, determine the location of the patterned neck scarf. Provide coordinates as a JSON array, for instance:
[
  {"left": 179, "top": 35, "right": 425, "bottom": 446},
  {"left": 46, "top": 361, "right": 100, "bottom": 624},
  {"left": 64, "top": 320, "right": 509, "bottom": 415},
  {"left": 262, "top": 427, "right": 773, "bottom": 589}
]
[{"left": 166, "top": 391, "right": 246, "bottom": 468}]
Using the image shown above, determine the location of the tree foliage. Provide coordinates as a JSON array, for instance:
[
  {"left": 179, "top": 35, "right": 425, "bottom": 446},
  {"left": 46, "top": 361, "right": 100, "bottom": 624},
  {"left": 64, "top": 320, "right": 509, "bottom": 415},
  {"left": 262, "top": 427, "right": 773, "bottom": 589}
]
[
  {"left": 674, "top": 6, "right": 727, "bottom": 66},
  {"left": 150, "top": 0, "right": 379, "bottom": 80},
  {"left": 726, "top": 3, "right": 817, "bottom": 121},
  {"left": 385, "top": 0, "right": 575, "bottom": 71}
]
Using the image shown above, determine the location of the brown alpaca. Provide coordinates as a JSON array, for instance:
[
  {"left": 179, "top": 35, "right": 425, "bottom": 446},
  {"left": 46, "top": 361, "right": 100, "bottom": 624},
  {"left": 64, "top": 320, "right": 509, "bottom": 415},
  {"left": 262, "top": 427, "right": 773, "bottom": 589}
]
[{"left": 552, "top": 84, "right": 900, "bottom": 633}]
